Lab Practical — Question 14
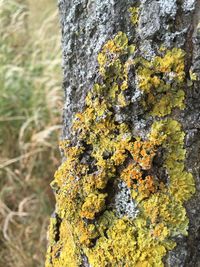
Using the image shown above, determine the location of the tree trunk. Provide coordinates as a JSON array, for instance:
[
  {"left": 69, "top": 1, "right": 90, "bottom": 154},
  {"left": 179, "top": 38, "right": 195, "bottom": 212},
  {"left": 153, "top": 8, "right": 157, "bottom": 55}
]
[{"left": 46, "top": 0, "right": 200, "bottom": 266}]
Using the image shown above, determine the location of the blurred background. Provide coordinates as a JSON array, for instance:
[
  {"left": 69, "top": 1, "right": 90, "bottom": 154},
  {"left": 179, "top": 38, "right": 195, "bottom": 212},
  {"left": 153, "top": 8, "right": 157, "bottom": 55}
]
[{"left": 0, "top": 0, "right": 62, "bottom": 266}]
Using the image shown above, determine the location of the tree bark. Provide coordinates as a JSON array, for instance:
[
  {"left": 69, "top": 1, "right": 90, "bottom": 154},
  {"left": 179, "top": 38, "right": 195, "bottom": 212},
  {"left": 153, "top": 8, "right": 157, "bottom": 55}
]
[{"left": 46, "top": 0, "right": 200, "bottom": 266}]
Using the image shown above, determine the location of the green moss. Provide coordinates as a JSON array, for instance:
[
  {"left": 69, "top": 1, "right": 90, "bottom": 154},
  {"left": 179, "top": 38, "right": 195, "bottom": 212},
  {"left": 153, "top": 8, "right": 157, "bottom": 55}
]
[{"left": 46, "top": 11, "right": 195, "bottom": 266}]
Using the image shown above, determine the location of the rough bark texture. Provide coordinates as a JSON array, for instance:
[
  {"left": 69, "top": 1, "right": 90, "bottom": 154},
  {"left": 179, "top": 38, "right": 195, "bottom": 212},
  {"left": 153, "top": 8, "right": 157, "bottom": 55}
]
[{"left": 46, "top": 0, "right": 200, "bottom": 266}]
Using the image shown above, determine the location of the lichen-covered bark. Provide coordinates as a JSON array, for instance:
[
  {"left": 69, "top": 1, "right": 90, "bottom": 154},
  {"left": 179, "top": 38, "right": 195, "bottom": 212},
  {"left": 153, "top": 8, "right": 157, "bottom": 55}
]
[{"left": 46, "top": 0, "right": 200, "bottom": 266}]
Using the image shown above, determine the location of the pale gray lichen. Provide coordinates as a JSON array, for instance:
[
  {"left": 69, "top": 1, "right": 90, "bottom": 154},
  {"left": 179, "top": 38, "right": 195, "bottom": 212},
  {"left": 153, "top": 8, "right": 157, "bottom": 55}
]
[
  {"left": 114, "top": 181, "right": 139, "bottom": 219},
  {"left": 159, "top": 0, "right": 177, "bottom": 17},
  {"left": 138, "top": 1, "right": 161, "bottom": 39},
  {"left": 132, "top": 119, "right": 151, "bottom": 140},
  {"left": 131, "top": 87, "right": 143, "bottom": 103},
  {"left": 163, "top": 29, "right": 187, "bottom": 47},
  {"left": 139, "top": 40, "right": 156, "bottom": 60},
  {"left": 182, "top": 0, "right": 196, "bottom": 12}
]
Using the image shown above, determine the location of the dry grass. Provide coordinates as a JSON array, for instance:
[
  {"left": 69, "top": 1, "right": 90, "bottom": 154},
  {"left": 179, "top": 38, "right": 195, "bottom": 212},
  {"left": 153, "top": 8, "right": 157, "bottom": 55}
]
[{"left": 0, "top": 0, "right": 62, "bottom": 266}]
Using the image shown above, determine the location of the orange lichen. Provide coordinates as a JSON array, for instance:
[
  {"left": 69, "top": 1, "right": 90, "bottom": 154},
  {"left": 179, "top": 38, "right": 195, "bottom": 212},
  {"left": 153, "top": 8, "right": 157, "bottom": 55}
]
[
  {"left": 137, "top": 175, "right": 157, "bottom": 198},
  {"left": 80, "top": 193, "right": 107, "bottom": 220},
  {"left": 128, "top": 140, "right": 156, "bottom": 170},
  {"left": 76, "top": 221, "right": 99, "bottom": 246},
  {"left": 121, "top": 163, "right": 142, "bottom": 188}
]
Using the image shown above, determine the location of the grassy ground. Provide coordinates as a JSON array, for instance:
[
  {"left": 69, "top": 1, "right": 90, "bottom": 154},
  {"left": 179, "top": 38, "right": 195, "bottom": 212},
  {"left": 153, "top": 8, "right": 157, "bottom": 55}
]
[{"left": 0, "top": 0, "right": 62, "bottom": 266}]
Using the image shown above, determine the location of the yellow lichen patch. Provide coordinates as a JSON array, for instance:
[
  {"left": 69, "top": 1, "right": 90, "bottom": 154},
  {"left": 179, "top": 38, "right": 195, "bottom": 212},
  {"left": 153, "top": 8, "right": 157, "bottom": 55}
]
[
  {"left": 75, "top": 221, "right": 99, "bottom": 246},
  {"left": 189, "top": 70, "right": 197, "bottom": 81},
  {"left": 82, "top": 172, "right": 109, "bottom": 194},
  {"left": 46, "top": 219, "right": 81, "bottom": 267},
  {"left": 80, "top": 193, "right": 107, "bottom": 220},
  {"left": 152, "top": 223, "right": 169, "bottom": 241},
  {"left": 149, "top": 119, "right": 195, "bottom": 203},
  {"left": 85, "top": 218, "right": 138, "bottom": 266},
  {"left": 97, "top": 31, "right": 129, "bottom": 76},
  {"left": 86, "top": 216, "right": 175, "bottom": 267},
  {"left": 129, "top": 7, "right": 139, "bottom": 25},
  {"left": 143, "top": 192, "right": 189, "bottom": 236},
  {"left": 136, "top": 48, "right": 186, "bottom": 116},
  {"left": 169, "top": 167, "right": 195, "bottom": 202},
  {"left": 111, "top": 136, "right": 130, "bottom": 165},
  {"left": 118, "top": 91, "right": 128, "bottom": 106}
]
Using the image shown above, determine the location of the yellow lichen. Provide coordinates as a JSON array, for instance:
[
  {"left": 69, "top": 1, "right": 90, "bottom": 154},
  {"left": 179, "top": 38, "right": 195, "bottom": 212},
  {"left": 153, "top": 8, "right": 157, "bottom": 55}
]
[
  {"left": 189, "top": 69, "right": 197, "bottom": 81},
  {"left": 80, "top": 193, "right": 107, "bottom": 220},
  {"left": 129, "top": 7, "right": 139, "bottom": 25},
  {"left": 149, "top": 119, "right": 195, "bottom": 202},
  {"left": 97, "top": 31, "right": 128, "bottom": 76},
  {"left": 75, "top": 221, "right": 99, "bottom": 246},
  {"left": 136, "top": 48, "right": 186, "bottom": 117},
  {"left": 46, "top": 218, "right": 82, "bottom": 267},
  {"left": 85, "top": 216, "right": 175, "bottom": 267},
  {"left": 46, "top": 11, "right": 195, "bottom": 266}
]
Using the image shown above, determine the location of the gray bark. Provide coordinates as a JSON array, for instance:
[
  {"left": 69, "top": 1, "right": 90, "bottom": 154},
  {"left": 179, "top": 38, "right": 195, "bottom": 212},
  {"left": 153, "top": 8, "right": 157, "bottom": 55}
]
[{"left": 47, "top": 0, "right": 200, "bottom": 266}]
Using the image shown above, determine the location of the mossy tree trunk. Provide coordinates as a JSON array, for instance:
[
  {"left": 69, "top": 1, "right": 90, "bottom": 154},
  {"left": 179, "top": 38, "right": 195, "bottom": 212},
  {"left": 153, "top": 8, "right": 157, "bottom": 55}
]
[{"left": 46, "top": 1, "right": 200, "bottom": 266}]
